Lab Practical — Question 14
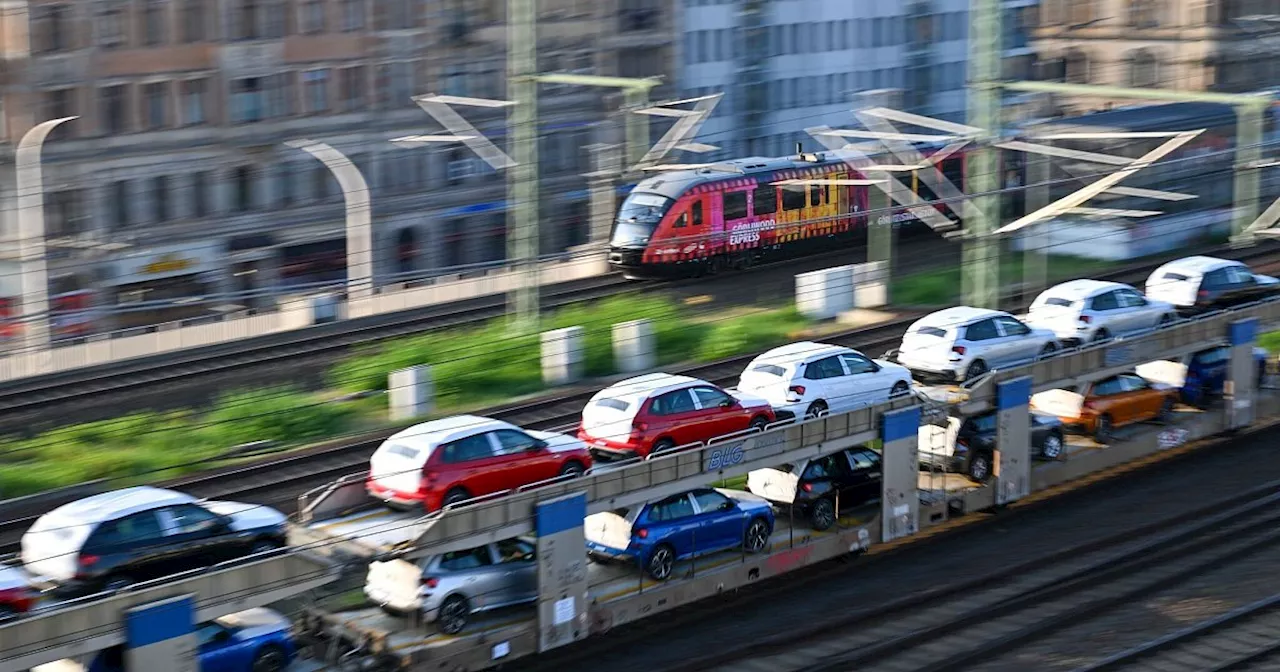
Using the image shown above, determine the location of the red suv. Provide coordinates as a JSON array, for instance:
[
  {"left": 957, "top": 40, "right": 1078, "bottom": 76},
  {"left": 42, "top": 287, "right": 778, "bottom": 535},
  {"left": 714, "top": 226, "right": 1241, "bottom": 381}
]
[
  {"left": 367, "top": 415, "right": 593, "bottom": 512},
  {"left": 577, "top": 373, "right": 776, "bottom": 460}
]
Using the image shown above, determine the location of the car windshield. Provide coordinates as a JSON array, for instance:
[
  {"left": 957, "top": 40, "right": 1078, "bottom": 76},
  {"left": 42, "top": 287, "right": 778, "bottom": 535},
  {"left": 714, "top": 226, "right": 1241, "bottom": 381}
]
[
  {"left": 1162, "top": 272, "right": 1190, "bottom": 282},
  {"left": 911, "top": 326, "right": 948, "bottom": 338},
  {"left": 610, "top": 193, "right": 674, "bottom": 247},
  {"left": 1041, "top": 297, "right": 1073, "bottom": 307},
  {"left": 751, "top": 364, "right": 788, "bottom": 377}
]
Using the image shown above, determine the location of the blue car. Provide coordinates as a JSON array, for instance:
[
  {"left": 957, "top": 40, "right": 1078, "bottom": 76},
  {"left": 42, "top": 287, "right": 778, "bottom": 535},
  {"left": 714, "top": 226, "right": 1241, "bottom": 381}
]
[
  {"left": 584, "top": 487, "right": 775, "bottom": 581},
  {"left": 86, "top": 608, "right": 295, "bottom": 672},
  {"left": 1136, "top": 346, "right": 1267, "bottom": 408}
]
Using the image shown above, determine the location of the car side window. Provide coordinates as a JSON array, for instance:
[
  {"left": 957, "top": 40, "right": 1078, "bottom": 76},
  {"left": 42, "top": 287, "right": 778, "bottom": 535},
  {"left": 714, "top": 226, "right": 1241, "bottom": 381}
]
[
  {"left": 490, "top": 429, "right": 538, "bottom": 456},
  {"left": 161, "top": 504, "right": 221, "bottom": 535},
  {"left": 1117, "top": 289, "right": 1148, "bottom": 307},
  {"left": 804, "top": 355, "right": 845, "bottom": 380},
  {"left": 441, "top": 433, "right": 496, "bottom": 463},
  {"left": 692, "top": 386, "right": 733, "bottom": 410},
  {"left": 1092, "top": 377, "right": 1122, "bottom": 396},
  {"left": 90, "top": 511, "right": 164, "bottom": 549},
  {"left": 994, "top": 316, "right": 1030, "bottom": 337},
  {"left": 973, "top": 413, "right": 998, "bottom": 433},
  {"left": 1202, "top": 268, "right": 1230, "bottom": 290},
  {"left": 1120, "top": 374, "right": 1150, "bottom": 392},
  {"left": 495, "top": 538, "right": 536, "bottom": 564},
  {"left": 439, "top": 545, "right": 494, "bottom": 571},
  {"left": 648, "top": 494, "right": 697, "bottom": 522},
  {"left": 964, "top": 319, "right": 999, "bottom": 341},
  {"left": 692, "top": 489, "right": 732, "bottom": 513},
  {"left": 196, "top": 622, "right": 229, "bottom": 647},
  {"left": 802, "top": 454, "right": 844, "bottom": 479},
  {"left": 839, "top": 353, "right": 878, "bottom": 375},
  {"left": 1090, "top": 291, "right": 1120, "bottom": 311},
  {"left": 651, "top": 389, "right": 697, "bottom": 416},
  {"left": 1226, "top": 265, "right": 1254, "bottom": 285},
  {"left": 848, "top": 450, "right": 878, "bottom": 470}
]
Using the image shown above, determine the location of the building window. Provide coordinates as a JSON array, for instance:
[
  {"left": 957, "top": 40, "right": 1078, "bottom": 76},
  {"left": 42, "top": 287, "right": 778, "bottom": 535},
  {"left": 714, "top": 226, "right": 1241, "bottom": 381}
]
[
  {"left": 144, "top": 82, "right": 167, "bottom": 129},
  {"left": 441, "top": 65, "right": 466, "bottom": 96},
  {"left": 231, "top": 77, "right": 265, "bottom": 123},
  {"left": 236, "top": 0, "right": 260, "bottom": 39},
  {"left": 339, "top": 65, "right": 365, "bottom": 110},
  {"left": 98, "top": 4, "right": 126, "bottom": 49},
  {"left": 265, "top": 72, "right": 294, "bottom": 117},
  {"left": 143, "top": 1, "right": 166, "bottom": 45},
  {"left": 1128, "top": 0, "right": 1158, "bottom": 26},
  {"left": 33, "top": 5, "right": 69, "bottom": 53},
  {"left": 1128, "top": 49, "right": 1158, "bottom": 87},
  {"left": 342, "top": 0, "right": 364, "bottom": 30},
  {"left": 277, "top": 162, "right": 295, "bottom": 206},
  {"left": 99, "top": 85, "right": 127, "bottom": 134},
  {"left": 112, "top": 181, "right": 130, "bottom": 228},
  {"left": 1064, "top": 49, "right": 1089, "bottom": 83},
  {"left": 446, "top": 149, "right": 473, "bottom": 185},
  {"left": 389, "top": 62, "right": 411, "bottom": 107},
  {"left": 152, "top": 176, "right": 169, "bottom": 222},
  {"left": 182, "top": 1, "right": 204, "bottom": 41},
  {"left": 265, "top": 1, "right": 287, "bottom": 37},
  {"left": 181, "top": 79, "right": 206, "bottom": 125},
  {"left": 192, "top": 171, "right": 209, "bottom": 217},
  {"left": 304, "top": 69, "right": 329, "bottom": 113},
  {"left": 313, "top": 164, "right": 331, "bottom": 199},
  {"left": 42, "top": 89, "right": 75, "bottom": 140},
  {"left": 302, "top": 0, "right": 326, "bottom": 33},
  {"left": 234, "top": 166, "right": 254, "bottom": 211},
  {"left": 46, "top": 190, "right": 81, "bottom": 236}
]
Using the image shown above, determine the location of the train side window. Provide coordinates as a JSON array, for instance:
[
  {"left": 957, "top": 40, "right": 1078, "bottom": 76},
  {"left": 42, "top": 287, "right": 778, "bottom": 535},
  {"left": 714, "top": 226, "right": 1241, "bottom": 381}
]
[
  {"left": 691, "top": 200, "right": 703, "bottom": 226},
  {"left": 724, "top": 191, "right": 748, "bottom": 220},
  {"left": 810, "top": 184, "right": 821, "bottom": 207},
  {"left": 753, "top": 185, "right": 777, "bottom": 215},
  {"left": 782, "top": 186, "right": 806, "bottom": 211},
  {"left": 674, "top": 212, "right": 688, "bottom": 229}
]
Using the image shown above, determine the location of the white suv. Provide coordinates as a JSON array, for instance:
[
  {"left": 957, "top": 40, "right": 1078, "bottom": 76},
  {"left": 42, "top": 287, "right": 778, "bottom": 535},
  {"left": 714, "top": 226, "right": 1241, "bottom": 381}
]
[
  {"left": 1025, "top": 279, "right": 1177, "bottom": 346},
  {"left": 737, "top": 342, "right": 912, "bottom": 420},
  {"left": 895, "top": 307, "right": 1060, "bottom": 383}
]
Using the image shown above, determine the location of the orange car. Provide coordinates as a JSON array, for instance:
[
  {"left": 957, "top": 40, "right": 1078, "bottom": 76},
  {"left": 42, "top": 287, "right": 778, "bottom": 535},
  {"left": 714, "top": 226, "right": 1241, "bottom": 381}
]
[{"left": 1030, "top": 372, "right": 1178, "bottom": 443}]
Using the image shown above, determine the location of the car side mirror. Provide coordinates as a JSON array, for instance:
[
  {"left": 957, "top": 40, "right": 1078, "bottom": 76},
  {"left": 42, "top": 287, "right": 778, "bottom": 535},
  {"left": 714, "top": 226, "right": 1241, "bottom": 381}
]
[
  {"left": 719, "top": 399, "right": 735, "bottom": 409},
  {"left": 530, "top": 439, "right": 548, "bottom": 451},
  {"left": 719, "top": 501, "right": 734, "bottom": 512}
]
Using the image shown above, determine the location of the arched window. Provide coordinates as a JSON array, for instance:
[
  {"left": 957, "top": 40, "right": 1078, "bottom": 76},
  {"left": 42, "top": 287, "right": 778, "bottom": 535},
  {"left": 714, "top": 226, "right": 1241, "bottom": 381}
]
[
  {"left": 1128, "top": 50, "right": 1158, "bottom": 87},
  {"left": 1129, "top": 0, "right": 1158, "bottom": 26},
  {"left": 1064, "top": 49, "right": 1089, "bottom": 84}
]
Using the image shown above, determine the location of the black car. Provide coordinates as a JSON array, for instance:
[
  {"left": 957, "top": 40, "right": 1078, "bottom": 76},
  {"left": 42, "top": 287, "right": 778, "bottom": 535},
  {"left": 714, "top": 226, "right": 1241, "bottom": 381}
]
[
  {"left": 747, "top": 447, "right": 882, "bottom": 531},
  {"left": 919, "top": 411, "right": 1066, "bottom": 483},
  {"left": 21, "top": 486, "right": 287, "bottom": 595}
]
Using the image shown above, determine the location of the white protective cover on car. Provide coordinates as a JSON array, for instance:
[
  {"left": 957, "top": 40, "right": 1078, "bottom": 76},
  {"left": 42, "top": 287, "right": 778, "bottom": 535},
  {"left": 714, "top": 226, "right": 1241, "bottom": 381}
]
[
  {"left": 1134, "top": 360, "right": 1188, "bottom": 389},
  {"left": 584, "top": 511, "right": 635, "bottom": 551},
  {"left": 368, "top": 441, "right": 432, "bottom": 496},
  {"left": 918, "top": 417, "right": 963, "bottom": 458},
  {"left": 1030, "top": 389, "right": 1085, "bottom": 420},
  {"left": 21, "top": 511, "right": 94, "bottom": 582},
  {"left": 747, "top": 466, "right": 801, "bottom": 504},
  {"left": 365, "top": 557, "right": 425, "bottom": 612}
]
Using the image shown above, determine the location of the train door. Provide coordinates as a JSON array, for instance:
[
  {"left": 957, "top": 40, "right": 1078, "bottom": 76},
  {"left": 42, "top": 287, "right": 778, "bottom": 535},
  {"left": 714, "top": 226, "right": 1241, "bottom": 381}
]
[
  {"left": 723, "top": 188, "right": 752, "bottom": 252},
  {"left": 686, "top": 196, "right": 711, "bottom": 256},
  {"left": 779, "top": 180, "right": 806, "bottom": 242}
]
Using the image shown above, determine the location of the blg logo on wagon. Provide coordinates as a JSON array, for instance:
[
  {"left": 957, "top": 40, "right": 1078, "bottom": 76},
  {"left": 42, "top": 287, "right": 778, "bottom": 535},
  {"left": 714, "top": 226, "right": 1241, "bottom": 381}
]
[
  {"left": 703, "top": 429, "right": 788, "bottom": 472},
  {"left": 729, "top": 219, "right": 777, "bottom": 245}
]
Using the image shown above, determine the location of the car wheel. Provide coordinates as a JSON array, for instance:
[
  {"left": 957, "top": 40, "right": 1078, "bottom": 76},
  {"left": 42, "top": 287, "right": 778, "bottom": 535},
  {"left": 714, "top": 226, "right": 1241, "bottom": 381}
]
[
  {"left": 1038, "top": 343, "right": 1057, "bottom": 359},
  {"left": 442, "top": 488, "right": 471, "bottom": 508},
  {"left": 559, "top": 460, "right": 585, "bottom": 478},
  {"left": 810, "top": 498, "right": 836, "bottom": 531},
  {"left": 437, "top": 595, "right": 471, "bottom": 635},
  {"left": 1158, "top": 314, "right": 1175, "bottom": 328},
  {"left": 646, "top": 544, "right": 676, "bottom": 581},
  {"left": 251, "top": 644, "right": 288, "bottom": 672},
  {"left": 1092, "top": 329, "right": 1111, "bottom": 343},
  {"left": 963, "top": 360, "right": 988, "bottom": 382},
  {"left": 1157, "top": 397, "right": 1175, "bottom": 424},
  {"left": 104, "top": 575, "right": 134, "bottom": 592},
  {"left": 749, "top": 415, "right": 770, "bottom": 432},
  {"left": 0, "top": 605, "right": 16, "bottom": 622},
  {"left": 651, "top": 438, "right": 676, "bottom": 456},
  {"left": 743, "top": 518, "right": 770, "bottom": 553},
  {"left": 890, "top": 381, "right": 911, "bottom": 397},
  {"left": 805, "top": 401, "right": 828, "bottom": 419},
  {"left": 1094, "top": 414, "right": 1113, "bottom": 444},
  {"left": 1040, "top": 432, "right": 1064, "bottom": 460},
  {"left": 967, "top": 453, "right": 992, "bottom": 483}
]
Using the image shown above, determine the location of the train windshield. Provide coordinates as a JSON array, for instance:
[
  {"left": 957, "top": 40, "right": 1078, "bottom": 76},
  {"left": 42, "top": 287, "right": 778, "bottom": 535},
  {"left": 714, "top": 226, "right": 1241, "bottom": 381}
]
[{"left": 611, "top": 193, "right": 674, "bottom": 247}]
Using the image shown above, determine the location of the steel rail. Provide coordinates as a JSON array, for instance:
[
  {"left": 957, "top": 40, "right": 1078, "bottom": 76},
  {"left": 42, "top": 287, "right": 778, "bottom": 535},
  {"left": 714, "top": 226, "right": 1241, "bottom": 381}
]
[{"left": 0, "top": 243, "right": 1277, "bottom": 552}]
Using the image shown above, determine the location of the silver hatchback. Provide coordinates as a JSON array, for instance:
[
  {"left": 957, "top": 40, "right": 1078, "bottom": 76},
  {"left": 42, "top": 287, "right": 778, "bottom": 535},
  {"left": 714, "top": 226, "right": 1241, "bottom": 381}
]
[{"left": 364, "top": 537, "right": 537, "bottom": 634}]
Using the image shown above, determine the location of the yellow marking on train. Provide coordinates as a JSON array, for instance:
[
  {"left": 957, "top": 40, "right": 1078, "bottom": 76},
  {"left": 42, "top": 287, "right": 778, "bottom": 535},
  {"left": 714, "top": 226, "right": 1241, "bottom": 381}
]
[
  {"left": 314, "top": 510, "right": 393, "bottom": 531},
  {"left": 684, "top": 295, "right": 713, "bottom": 306}
]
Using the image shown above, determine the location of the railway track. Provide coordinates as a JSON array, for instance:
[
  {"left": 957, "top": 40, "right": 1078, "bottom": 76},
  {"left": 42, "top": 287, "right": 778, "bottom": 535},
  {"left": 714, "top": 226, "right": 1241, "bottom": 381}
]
[
  {"left": 1077, "top": 592, "right": 1280, "bottom": 672},
  {"left": 663, "top": 480, "right": 1280, "bottom": 672},
  {"left": 0, "top": 242, "right": 1276, "bottom": 553}
]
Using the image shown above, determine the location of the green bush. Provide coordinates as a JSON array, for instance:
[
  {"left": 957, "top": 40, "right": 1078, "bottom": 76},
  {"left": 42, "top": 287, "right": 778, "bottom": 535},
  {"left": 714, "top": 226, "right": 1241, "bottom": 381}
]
[
  {"left": 693, "top": 308, "right": 810, "bottom": 362},
  {"left": 202, "top": 386, "right": 355, "bottom": 446}
]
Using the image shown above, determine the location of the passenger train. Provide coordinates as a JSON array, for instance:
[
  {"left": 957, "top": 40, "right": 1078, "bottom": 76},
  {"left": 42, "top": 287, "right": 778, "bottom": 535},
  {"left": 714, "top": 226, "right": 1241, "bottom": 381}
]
[{"left": 607, "top": 101, "right": 1260, "bottom": 279}]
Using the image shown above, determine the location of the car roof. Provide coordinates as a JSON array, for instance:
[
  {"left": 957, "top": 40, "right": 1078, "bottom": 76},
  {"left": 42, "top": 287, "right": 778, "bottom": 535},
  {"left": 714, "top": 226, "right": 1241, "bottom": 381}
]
[
  {"left": 598, "top": 372, "right": 705, "bottom": 399},
  {"left": 915, "top": 306, "right": 1005, "bottom": 329},
  {"left": 754, "top": 341, "right": 850, "bottom": 365},
  {"left": 1043, "top": 279, "right": 1130, "bottom": 300},
  {"left": 385, "top": 415, "right": 514, "bottom": 450},
  {"left": 1158, "top": 255, "right": 1241, "bottom": 277},
  {"left": 41, "top": 486, "right": 197, "bottom": 527}
]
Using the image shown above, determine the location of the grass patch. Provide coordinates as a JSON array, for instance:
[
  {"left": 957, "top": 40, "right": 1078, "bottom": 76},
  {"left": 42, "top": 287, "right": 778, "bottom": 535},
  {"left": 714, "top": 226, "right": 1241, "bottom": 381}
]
[
  {"left": 1259, "top": 331, "right": 1280, "bottom": 354},
  {"left": 894, "top": 254, "right": 1120, "bottom": 306},
  {"left": 2, "top": 297, "right": 815, "bottom": 499}
]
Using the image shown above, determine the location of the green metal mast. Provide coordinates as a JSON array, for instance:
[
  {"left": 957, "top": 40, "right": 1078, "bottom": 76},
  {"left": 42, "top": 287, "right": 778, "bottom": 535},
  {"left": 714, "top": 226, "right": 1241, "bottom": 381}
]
[
  {"left": 508, "top": 0, "right": 539, "bottom": 332},
  {"left": 962, "top": 0, "right": 1002, "bottom": 308}
]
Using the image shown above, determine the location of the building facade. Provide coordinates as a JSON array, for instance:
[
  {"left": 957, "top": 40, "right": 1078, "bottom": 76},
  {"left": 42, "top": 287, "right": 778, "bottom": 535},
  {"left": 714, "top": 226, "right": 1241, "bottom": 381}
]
[
  {"left": 0, "top": 0, "right": 673, "bottom": 332},
  {"left": 1032, "top": 0, "right": 1280, "bottom": 114},
  {"left": 675, "top": 0, "right": 1040, "bottom": 161}
]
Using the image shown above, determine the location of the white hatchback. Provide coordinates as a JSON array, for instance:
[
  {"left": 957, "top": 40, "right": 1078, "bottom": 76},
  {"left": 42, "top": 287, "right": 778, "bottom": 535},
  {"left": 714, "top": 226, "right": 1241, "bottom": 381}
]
[
  {"left": 737, "top": 342, "right": 913, "bottom": 420},
  {"left": 1025, "top": 279, "right": 1177, "bottom": 345},
  {"left": 895, "top": 307, "right": 1060, "bottom": 383}
]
